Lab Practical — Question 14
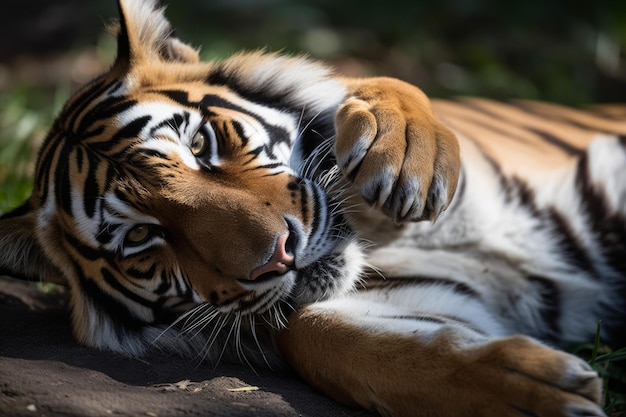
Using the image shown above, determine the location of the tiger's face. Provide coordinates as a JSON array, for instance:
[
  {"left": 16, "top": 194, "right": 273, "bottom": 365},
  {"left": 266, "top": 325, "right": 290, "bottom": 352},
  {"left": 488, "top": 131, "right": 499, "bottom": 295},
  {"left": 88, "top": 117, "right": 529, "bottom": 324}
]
[
  {"left": 47, "top": 80, "right": 360, "bottom": 310},
  {"left": 0, "top": 0, "right": 364, "bottom": 355}
]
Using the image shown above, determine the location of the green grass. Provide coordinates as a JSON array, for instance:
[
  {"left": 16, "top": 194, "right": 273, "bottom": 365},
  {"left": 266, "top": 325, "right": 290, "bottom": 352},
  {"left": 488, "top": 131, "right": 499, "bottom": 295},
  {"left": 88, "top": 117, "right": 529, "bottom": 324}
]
[
  {"left": 567, "top": 324, "right": 626, "bottom": 417},
  {"left": 594, "top": 348, "right": 626, "bottom": 417},
  {"left": 0, "top": 84, "right": 69, "bottom": 213}
]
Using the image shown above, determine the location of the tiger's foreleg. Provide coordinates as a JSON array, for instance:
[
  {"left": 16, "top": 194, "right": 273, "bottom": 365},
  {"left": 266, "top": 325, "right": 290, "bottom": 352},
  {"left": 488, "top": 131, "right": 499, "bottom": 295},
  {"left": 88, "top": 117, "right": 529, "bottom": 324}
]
[
  {"left": 336, "top": 76, "right": 460, "bottom": 224},
  {"left": 277, "top": 295, "right": 605, "bottom": 417}
]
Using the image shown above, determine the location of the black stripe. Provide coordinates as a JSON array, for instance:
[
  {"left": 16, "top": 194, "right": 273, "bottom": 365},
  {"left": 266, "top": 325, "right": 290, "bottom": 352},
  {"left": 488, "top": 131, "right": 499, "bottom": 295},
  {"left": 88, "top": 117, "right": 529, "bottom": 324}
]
[
  {"left": 237, "top": 290, "right": 275, "bottom": 312},
  {"left": 91, "top": 114, "right": 151, "bottom": 155},
  {"left": 458, "top": 129, "right": 601, "bottom": 278},
  {"left": 213, "top": 290, "right": 249, "bottom": 308},
  {"left": 77, "top": 95, "right": 136, "bottom": 136},
  {"left": 64, "top": 232, "right": 105, "bottom": 262},
  {"left": 108, "top": 80, "right": 125, "bottom": 96},
  {"left": 298, "top": 180, "right": 309, "bottom": 226},
  {"left": 527, "top": 275, "right": 561, "bottom": 342},
  {"left": 65, "top": 77, "right": 112, "bottom": 133},
  {"left": 456, "top": 103, "right": 583, "bottom": 156},
  {"left": 379, "top": 314, "right": 446, "bottom": 325},
  {"left": 158, "top": 90, "right": 291, "bottom": 151},
  {"left": 575, "top": 152, "right": 626, "bottom": 275},
  {"left": 450, "top": 126, "right": 511, "bottom": 197},
  {"left": 249, "top": 162, "right": 285, "bottom": 171},
  {"left": 154, "top": 272, "right": 173, "bottom": 295},
  {"left": 514, "top": 101, "right": 626, "bottom": 136},
  {"left": 105, "top": 162, "right": 117, "bottom": 190},
  {"left": 82, "top": 125, "right": 106, "bottom": 142},
  {"left": 243, "top": 146, "right": 264, "bottom": 159},
  {"left": 231, "top": 120, "right": 249, "bottom": 147},
  {"left": 95, "top": 223, "right": 119, "bottom": 245},
  {"left": 294, "top": 110, "right": 337, "bottom": 177},
  {"left": 83, "top": 151, "right": 100, "bottom": 218},
  {"left": 101, "top": 267, "right": 155, "bottom": 308},
  {"left": 546, "top": 208, "right": 595, "bottom": 275},
  {"left": 506, "top": 176, "right": 599, "bottom": 278},
  {"left": 75, "top": 145, "right": 84, "bottom": 172},
  {"left": 258, "top": 171, "right": 284, "bottom": 178},
  {"left": 525, "top": 127, "right": 583, "bottom": 156},
  {"left": 173, "top": 272, "right": 192, "bottom": 298},
  {"left": 207, "top": 65, "right": 297, "bottom": 112},
  {"left": 126, "top": 263, "right": 157, "bottom": 280},
  {"left": 308, "top": 183, "right": 323, "bottom": 242},
  {"left": 56, "top": 141, "right": 75, "bottom": 215},
  {"left": 377, "top": 314, "right": 488, "bottom": 336},
  {"left": 365, "top": 276, "right": 480, "bottom": 299},
  {"left": 74, "top": 261, "right": 145, "bottom": 331},
  {"left": 149, "top": 112, "right": 188, "bottom": 137},
  {"left": 588, "top": 106, "right": 626, "bottom": 121}
]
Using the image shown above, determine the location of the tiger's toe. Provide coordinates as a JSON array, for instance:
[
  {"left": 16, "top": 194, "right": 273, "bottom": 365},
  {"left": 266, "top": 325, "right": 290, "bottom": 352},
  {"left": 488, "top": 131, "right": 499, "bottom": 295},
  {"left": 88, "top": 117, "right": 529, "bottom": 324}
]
[{"left": 560, "top": 356, "right": 604, "bottom": 406}]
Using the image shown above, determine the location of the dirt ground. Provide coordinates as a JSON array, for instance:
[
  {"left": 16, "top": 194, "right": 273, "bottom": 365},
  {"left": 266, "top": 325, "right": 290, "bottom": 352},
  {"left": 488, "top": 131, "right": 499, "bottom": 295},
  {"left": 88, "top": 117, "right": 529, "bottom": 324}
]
[{"left": 0, "top": 279, "right": 374, "bottom": 417}]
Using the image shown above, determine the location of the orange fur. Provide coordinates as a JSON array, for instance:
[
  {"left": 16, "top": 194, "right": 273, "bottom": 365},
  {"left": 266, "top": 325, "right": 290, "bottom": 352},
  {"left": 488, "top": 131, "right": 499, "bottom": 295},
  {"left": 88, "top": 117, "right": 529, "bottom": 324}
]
[
  {"left": 337, "top": 77, "right": 460, "bottom": 223},
  {"left": 278, "top": 306, "right": 603, "bottom": 417}
]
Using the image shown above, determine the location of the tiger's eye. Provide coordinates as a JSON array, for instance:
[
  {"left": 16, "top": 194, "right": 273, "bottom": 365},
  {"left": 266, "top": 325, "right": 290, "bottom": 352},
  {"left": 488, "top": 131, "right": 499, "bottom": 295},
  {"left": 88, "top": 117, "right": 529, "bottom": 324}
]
[
  {"left": 190, "top": 131, "right": 207, "bottom": 156},
  {"left": 125, "top": 225, "right": 151, "bottom": 245}
]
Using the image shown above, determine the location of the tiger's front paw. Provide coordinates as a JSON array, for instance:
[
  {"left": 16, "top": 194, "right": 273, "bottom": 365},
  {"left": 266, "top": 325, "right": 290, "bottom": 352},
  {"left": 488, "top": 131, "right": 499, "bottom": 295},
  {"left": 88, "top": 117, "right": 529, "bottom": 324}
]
[
  {"left": 466, "top": 336, "right": 606, "bottom": 417},
  {"left": 335, "top": 77, "right": 460, "bottom": 223}
]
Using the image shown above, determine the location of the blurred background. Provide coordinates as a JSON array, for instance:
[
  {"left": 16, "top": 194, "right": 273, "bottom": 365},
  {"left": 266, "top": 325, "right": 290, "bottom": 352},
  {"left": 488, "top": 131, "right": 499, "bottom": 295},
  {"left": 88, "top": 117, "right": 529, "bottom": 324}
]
[{"left": 1, "top": 0, "right": 625, "bottom": 211}]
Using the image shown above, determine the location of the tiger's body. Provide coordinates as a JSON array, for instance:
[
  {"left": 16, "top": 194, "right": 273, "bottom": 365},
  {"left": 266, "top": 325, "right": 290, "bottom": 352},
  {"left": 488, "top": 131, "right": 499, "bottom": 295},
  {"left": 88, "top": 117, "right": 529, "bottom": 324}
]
[{"left": 1, "top": 1, "right": 624, "bottom": 416}]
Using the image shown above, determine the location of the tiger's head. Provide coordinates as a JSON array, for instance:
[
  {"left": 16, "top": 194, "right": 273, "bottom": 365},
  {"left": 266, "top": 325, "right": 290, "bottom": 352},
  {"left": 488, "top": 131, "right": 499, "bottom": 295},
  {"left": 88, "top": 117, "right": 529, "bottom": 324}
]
[{"left": 0, "top": 0, "right": 364, "bottom": 360}]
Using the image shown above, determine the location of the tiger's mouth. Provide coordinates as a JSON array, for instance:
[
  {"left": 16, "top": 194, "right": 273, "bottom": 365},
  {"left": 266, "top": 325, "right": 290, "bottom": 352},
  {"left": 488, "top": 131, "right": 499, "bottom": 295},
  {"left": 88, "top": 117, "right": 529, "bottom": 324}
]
[
  {"left": 233, "top": 235, "right": 363, "bottom": 318},
  {"left": 233, "top": 219, "right": 364, "bottom": 314}
]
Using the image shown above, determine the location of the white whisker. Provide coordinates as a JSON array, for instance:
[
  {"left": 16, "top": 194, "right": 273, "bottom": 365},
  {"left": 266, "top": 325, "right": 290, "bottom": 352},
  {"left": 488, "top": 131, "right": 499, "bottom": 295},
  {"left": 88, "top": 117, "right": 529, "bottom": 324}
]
[
  {"left": 152, "top": 302, "right": 209, "bottom": 345},
  {"left": 215, "top": 313, "right": 242, "bottom": 367},
  {"left": 249, "top": 314, "right": 273, "bottom": 370}
]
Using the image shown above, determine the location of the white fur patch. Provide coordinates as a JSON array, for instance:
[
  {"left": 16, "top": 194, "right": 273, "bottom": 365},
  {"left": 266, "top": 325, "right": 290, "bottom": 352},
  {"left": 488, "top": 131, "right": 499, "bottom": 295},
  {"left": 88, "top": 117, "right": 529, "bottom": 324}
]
[
  {"left": 312, "top": 288, "right": 498, "bottom": 344},
  {"left": 217, "top": 52, "right": 347, "bottom": 118},
  {"left": 586, "top": 134, "right": 626, "bottom": 212},
  {"left": 120, "top": 0, "right": 172, "bottom": 58},
  {"left": 117, "top": 101, "right": 209, "bottom": 170}
]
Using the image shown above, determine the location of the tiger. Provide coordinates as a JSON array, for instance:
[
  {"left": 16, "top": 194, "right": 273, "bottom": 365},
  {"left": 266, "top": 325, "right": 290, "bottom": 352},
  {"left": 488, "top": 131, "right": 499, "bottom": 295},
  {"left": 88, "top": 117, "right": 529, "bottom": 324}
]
[{"left": 1, "top": 0, "right": 624, "bottom": 416}]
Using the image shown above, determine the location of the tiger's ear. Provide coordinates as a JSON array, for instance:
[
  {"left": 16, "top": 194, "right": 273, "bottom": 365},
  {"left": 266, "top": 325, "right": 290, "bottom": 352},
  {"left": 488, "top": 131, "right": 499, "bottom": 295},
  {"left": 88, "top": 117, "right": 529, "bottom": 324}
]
[
  {"left": 112, "top": 0, "right": 199, "bottom": 74},
  {"left": 0, "top": 202, "right": 64, "bottom": 285}
]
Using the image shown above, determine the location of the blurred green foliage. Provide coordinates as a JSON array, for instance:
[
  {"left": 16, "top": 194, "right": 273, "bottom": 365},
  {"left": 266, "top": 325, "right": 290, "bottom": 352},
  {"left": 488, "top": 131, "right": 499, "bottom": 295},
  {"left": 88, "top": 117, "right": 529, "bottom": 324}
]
[
  {"left": 0, "top": 84, "right": 70, "bottom": 213},
  {"left": 0, "top": 4, "right": 622, "bottom": 205},
  {"left": 164, "top": 0, "right": 626, "bottom": 104},
  {"left": 568, "top": 323, "right": 626, "bottom": 416}
]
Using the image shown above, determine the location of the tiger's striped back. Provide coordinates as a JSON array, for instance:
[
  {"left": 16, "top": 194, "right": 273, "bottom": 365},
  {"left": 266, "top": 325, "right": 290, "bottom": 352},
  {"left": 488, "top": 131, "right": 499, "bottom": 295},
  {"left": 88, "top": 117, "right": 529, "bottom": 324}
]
[{"left": 434, "top": 98, "right": 626, "bottom": 175}]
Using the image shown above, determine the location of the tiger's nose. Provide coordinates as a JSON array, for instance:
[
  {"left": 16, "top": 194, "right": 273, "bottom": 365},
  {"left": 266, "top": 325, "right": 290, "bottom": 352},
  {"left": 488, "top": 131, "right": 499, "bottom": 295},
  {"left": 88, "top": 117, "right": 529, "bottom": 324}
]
[{"left": 249, "top": 233, "right": 295, "bottom": 280}]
